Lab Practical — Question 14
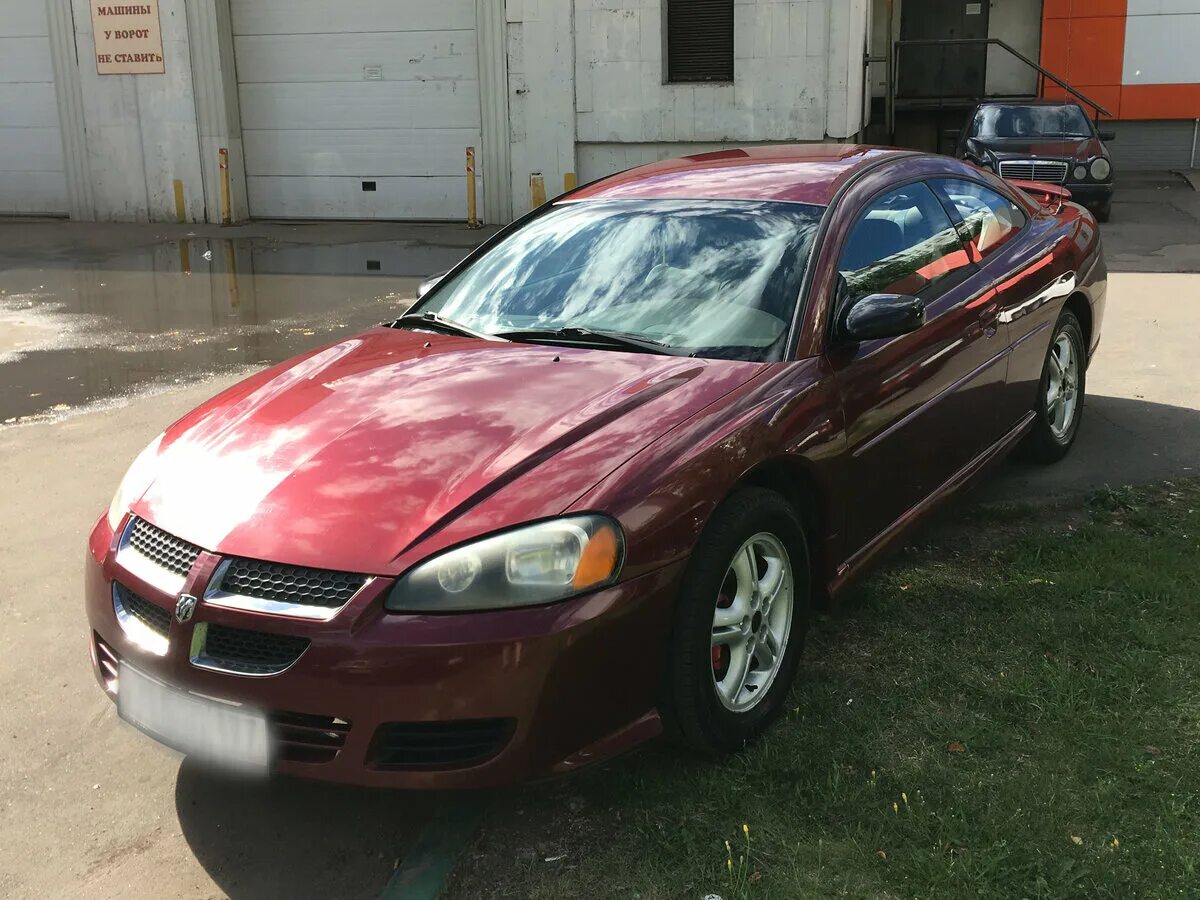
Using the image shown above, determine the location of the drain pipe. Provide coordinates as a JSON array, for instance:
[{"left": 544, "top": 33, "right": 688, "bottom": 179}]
[{"left": 1191, "top": 118, "right": 1199, "bottom": 170}]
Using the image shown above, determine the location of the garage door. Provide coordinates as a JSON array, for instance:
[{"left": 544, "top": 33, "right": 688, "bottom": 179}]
[
  {"left": 0, "top": 2, "right": 67, "bottom": 215},
  {"left": 231, "top": 0, "right": 482, "bottom": 220}
]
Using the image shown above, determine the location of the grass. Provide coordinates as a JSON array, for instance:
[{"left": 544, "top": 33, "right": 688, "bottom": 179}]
[{"left": 447, "top": 479, "right": 1200, "bottom": 899}]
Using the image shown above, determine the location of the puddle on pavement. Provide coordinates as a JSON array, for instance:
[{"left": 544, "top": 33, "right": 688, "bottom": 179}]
[{"left": 0, "top": 236, "right": 469, "bottom": 423}]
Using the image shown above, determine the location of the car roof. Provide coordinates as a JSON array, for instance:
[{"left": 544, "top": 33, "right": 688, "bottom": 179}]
[
  {"left": 566, "top": 144, "right": 916, "bottom": 207},
  {"left": 975, "top": 99, "right": 1085, "bottom": 108}
]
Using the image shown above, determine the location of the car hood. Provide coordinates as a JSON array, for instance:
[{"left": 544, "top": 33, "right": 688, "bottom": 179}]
[
  {"left": 133, "top": 327, "right": 762, "bottom": 574},
  {"left": 972, "top": 136, "right": 1104, "bottom": 161}
]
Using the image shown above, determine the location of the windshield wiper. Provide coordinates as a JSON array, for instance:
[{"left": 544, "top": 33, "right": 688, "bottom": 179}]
[
  {"left": 392, "top": 311, "right": 508, "bottom": 342},
  {"left": 497, "top": 326, "right": 686, "bottom": 356}
]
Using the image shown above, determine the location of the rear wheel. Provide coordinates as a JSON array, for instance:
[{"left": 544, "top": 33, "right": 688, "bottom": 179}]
[
  {"left": 1018, "top": 310, "right": 1086, "bottom": 464},
  {"left": 661, "top": 488, "right": 810, "bottom": 755}
]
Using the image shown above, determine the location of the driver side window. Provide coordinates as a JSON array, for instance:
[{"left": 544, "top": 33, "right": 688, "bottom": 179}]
[{"left": 837, "top": 182, "right": 973, "bottom": 317}]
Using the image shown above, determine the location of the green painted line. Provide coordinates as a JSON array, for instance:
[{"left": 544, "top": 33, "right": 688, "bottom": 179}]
[{"left": 380, "top": 793, "right": 490, "bottom": 900}]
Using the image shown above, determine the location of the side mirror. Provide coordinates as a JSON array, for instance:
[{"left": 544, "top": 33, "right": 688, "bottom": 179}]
[
  {"left": 840, "top": 293, "right": 926, "bottom": 342},
  {"left": 417, "top": 271, "right": 448, "bottom": 299},
  {"left": 1098, "top": 130, "right": 1116, "bottom": 142}
]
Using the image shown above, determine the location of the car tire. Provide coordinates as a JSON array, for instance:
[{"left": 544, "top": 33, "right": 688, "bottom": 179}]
[
  {"left": 1017, "top": 310, "right": 1087, "bottom": 464},
  {"left": 660, "top": 487, "right": 811, "bottom": 756}
]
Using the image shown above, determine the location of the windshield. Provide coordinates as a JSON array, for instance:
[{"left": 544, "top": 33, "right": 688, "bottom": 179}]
[
  {"left": 410, "top": 199, "right": 823, "bottom": 361},
  {"left": 971, "top": 104, "right": 1093, "bottom": 140}
]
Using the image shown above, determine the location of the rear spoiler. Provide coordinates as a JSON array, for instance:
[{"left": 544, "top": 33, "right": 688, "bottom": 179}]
[{"left": 1008, "top": 179, "right": 1073, "bottom": 211}]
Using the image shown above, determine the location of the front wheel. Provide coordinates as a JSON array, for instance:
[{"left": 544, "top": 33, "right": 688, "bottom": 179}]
[
  {"left": 661, "top": 488, "right": 810, "bottom": 756},
  {"left": 1017, "top": 310, "right": 1086, "bottom": 464}
]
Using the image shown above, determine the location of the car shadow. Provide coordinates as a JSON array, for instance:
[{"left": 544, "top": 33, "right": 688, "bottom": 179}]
[
  {"left": 976, "top": 394, "right": 1200, "bottom": 503},
  {"left": 175, "top": 759, "right": 442, "bottom": 899}
]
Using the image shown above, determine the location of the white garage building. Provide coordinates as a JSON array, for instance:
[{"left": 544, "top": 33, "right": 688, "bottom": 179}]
[{"left": 0, "top": 0, "right": 872, "bottom": 225}]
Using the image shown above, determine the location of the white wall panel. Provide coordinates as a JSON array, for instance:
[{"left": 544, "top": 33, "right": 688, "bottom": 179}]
[
  {"left": 0, "top": 172, "right": 68, "bottom": 214},
  {"left": 234, "top": 0, "right": 482, "bottom": 219},
  {"left": 0, "top": 127, "right": 67, "bottom": 171},
  {"left": 246, "top": 176, "right": 479, "bottom": 220},
  {"left": 0, "top": 4, "right": 67, "bottom": 216},
  {"left": 244, "top": 129, "right": 482, "bottom": 177},
  {"left": 1123, "top": 12, "right": 1200, "bottom": 84},
  {"left": 230, "top": 0, "right": 476, "bottom": 35},
  {"left": 239, "top": 81, "right": 482, "bottom": 131},
  {"left": 232, "top": 32, "right": 478, "bottom": 84},
  {"left": 1, "top": 3, "right": 49, "bottom": 37},
  {"left": 0, "top": 36, "right": 56, "bottom": 83}
]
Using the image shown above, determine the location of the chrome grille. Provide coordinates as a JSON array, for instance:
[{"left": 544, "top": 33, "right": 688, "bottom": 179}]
[
  {"left": 217, "top": 559, "right": 367, "bottom": 610},
  {"left": 128, "top": 517, "right": 201, "bottom": 578},
  {"left": 998, "top": 159, "right": 1069, "bottom": 184},
  {"left": 112, "top": 582, "right": 171, "bottom": 656},
  {"left": 192, "top": 623, "right": 310, "bottom": 676}
]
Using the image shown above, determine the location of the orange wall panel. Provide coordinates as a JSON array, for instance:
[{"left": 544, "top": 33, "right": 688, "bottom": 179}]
[
  {"left": 1067, "top": 17, "right": 1126, "bottom": 86},
  {"left": 1043, "top": 0, "right": 1072, "bottom": 19},
  {"left": 1075, "top": 0, "right": 1127, "bottom": 19},
  {"left": 1121, "top": 84, "right": 1200, "bottom": 119},
  {"left": 1041, "top": 18, "right": 1071, "bottom": 76}
]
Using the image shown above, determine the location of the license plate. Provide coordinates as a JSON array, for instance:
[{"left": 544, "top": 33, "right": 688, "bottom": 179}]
[{"left": 117, "top": 662, "right": 271, "bottom": 773}]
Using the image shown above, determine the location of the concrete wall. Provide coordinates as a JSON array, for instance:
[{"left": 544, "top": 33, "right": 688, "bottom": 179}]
[
  {"left": 69, "top": 0, "right": 206, "bottom": 222},
  {"left": 510, "top": 0, "right": 870, "bottom": 202}
]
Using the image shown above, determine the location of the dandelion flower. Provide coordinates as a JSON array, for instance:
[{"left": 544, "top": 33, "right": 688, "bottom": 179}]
[
  {"left": 901, "top": 792, "right": 908, "bottom": 805},
  {"left": 743, "top": 823, "right": 750, "bottom": 836},
  {"left": 893, "top": 802, "right": 899, "bottom": 814}
]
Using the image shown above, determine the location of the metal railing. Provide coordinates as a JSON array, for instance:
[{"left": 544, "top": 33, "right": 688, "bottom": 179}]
[{"left": 887, "top": 38, "right": 1113, "bottom": 141}]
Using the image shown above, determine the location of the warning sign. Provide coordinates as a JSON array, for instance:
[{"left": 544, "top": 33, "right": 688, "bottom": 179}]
[{"left": 90, "top": 2, "right": 165, "bottom": 75}]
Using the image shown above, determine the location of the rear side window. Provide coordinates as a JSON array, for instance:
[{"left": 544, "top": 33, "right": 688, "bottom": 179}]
[
  {"left": 837, "top": 182, "right": 973, "bottom": 310},
  {"left": 933, "top": 179, "right": 1026, "bottom": 259}
]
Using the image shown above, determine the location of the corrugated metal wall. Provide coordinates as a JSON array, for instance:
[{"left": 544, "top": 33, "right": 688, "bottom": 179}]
[{"left": 1107, "top": 120, "right": 1197, "bottom": 171}]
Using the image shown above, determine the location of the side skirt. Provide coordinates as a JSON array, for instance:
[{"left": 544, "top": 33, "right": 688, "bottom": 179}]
[{"left": 828, "top": 411, "right": 1037, "bottom": 598}]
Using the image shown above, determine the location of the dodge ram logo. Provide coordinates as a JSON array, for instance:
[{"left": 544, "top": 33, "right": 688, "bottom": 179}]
[{"left": 175, "top": 594, "right": 198, "bottom": 624}]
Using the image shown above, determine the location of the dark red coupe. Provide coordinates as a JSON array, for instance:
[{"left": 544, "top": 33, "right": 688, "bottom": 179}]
[{"left": 87, "top": 145, "right": 1105, "bottom": 788}]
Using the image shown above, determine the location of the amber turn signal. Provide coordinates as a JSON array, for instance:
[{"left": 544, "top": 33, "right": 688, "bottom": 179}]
[{"left": 573, "top": 522, "right": 621, "bottom": 589}]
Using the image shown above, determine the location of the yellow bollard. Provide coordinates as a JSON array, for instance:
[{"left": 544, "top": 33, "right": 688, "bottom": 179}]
[
  {"left": 530, "top": 173, "right": 546, "bottom": 208},
  {"left": 173, "top": 179, "right": 186, "bottom": 223},
  {"left": 466, "top": 146, "right": 480, "bottom": 228},
  {"left": 219, "top": 148, "right": 232, "bottom": 226}
]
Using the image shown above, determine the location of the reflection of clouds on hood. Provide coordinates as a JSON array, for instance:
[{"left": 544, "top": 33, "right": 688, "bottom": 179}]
[{"left": 429, "top": 199, "right": 820, "bottom": 353}]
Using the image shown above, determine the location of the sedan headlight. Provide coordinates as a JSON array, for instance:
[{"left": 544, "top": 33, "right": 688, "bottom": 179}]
[
  {"left": 1073, "top": 164, "right": 1088, "bottom": 181},
  {"left": 1091, "top": 157, "right": 1112, "bottom": 181},
  {"left": 385, "top": 515, "right": 624, "bottom": 612},
  {"left": 106, "top": 434, "right": 163, "bottom": 530}
]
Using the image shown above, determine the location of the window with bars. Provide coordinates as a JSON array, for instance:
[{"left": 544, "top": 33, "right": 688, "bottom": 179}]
[{"left": 665, "top": 0, "right": 735, "bottom": 84}]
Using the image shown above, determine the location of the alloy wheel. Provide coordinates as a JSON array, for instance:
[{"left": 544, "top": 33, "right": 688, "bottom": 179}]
[
  {"left": 1046, "top": 332, "right": 1080, "bottom": 439},
  {"left": 710, "top": 532, "right": 794, "bottom": 713}
]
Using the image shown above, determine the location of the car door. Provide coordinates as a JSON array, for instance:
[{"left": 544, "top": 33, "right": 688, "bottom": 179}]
[
  {"left": 928, "top": 176, "right": 1040, "bottom": 433},
  {"left": 825, "top": 181, "right": 1009, "bottom": 557}
]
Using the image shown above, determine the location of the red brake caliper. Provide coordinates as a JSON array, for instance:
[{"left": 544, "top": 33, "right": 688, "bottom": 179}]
[{"left": 713, "top": 592, "right": 733, "bottom": 675}]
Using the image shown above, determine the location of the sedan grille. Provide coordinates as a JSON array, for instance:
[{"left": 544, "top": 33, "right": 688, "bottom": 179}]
[
  {"left": 217, "top": 558, "right": 368, "bottom": 610},
  {"left": 998, "top": 159, "right": 1069, "bottom": 184},
  {"left": 128, "top": 517, "right": 202, "bottom": 578},
  {"left": 369, "top": 719, "right": 516, "bottom": 771},
  {"left": 114, "top": 583, "right": 172, "bottom": 638},
  {"left": 192, "top": 623, "right": 310, "bottom": 676}
]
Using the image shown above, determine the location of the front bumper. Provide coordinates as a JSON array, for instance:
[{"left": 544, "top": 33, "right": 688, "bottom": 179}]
[
  {"left": 1066, "top": 182, "right": 1114, "bottom": 211},
  {"left": 86, "top": 516, "right": 681, "bottom": 789}
]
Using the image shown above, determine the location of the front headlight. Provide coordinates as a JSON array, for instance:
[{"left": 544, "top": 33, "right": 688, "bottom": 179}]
[
  {"left": 1073, "top": 164, "right": 1089, "bottom": 182},
  {"left": 106, "top": 434, "right": 163, "bottom": 531},
  {"left": 1091, "top": 157, "right": 1112, "bottom": 181},
  {"left": 385, "top": 515, "right": 624, "bottom": 612}
]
